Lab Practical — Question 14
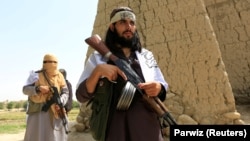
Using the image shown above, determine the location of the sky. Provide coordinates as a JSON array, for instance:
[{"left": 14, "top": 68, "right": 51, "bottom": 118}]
[{"left": 0, "top": 0, "right": 98, "bottom": 101}]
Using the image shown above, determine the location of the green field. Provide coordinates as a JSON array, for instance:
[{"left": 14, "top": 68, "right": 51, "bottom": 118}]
[{"left": 0, "top": 108, "right": 79, "bottom": 134}]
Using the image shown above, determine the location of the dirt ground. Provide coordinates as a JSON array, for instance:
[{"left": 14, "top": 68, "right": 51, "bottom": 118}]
[
  {"left": 1, "top": 103, "right": 249, "bottom": 141},
  {"left": 0, "top": 121, "right": 96, "bottom": 141}
]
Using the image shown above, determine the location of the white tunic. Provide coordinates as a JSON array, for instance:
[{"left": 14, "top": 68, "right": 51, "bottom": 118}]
[
  {"left": 76, "top": 48, "right": 168, "bottom": 90},
  {"left": 23, "top": 70, "right": 68, "bottom": 141}
]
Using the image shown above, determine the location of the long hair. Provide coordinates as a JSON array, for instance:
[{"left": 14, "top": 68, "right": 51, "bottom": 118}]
[{"left": 104, "top": 27, "right": 142, "bottom": 59}]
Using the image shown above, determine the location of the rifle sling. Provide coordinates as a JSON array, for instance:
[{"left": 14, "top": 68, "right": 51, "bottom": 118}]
[{"left": 41, "top": 71, "right": 57, "bottom": 111}]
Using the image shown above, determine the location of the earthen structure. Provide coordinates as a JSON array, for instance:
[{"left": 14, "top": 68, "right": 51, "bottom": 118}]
[{"left": 75, "top": 0, "right": 250, "bottom": 139}]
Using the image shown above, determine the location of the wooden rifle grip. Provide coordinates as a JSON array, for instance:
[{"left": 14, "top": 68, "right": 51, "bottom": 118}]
[
  {"left": 154, "top": 97, "right": 170, "bottom": 113},
  {"left": 85, "top": 34, "right": 177, "bottom": 125},
  {"left": 142, "top": 95, "right": 165, "bottom": 116}
]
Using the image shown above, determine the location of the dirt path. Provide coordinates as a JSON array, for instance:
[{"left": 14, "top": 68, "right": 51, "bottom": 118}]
[
  {"left": 0, "top": 131, "right": 25, "bottom": 141},
  {"left": 1, "top": 105, "right": 249, "bottom": 141},
  {"left": 0, "top": 122, "right": 95, "bottom": 141},
  {"left": 0, "top": 131, "right": 95, "bottom": 141}
]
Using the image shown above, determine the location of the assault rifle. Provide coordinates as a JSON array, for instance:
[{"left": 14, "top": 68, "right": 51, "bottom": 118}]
[
  {"left": 85, "top": 34, "right": 177, "bottom": 126},
  {"left": 40, "top": 71, "right": 70, "bottom": 134}
]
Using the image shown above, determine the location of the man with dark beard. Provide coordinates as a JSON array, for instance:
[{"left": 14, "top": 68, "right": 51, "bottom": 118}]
[{"left": 76, "top": 6, "right": 168, "bottom": 141}]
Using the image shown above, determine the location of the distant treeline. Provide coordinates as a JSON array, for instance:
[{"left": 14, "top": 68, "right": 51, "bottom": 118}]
[{"left": 0, "top": 100, "right": 80, "bottom": 111}]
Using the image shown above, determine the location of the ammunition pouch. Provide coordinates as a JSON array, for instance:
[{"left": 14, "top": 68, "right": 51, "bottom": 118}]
[
  {"left": 26, "top": 99, "right": 44, "bottom": 114},
  {"left": 89, "top": 77, "right": 114, "bottom": 141},
  {"left": 89, "top": 76, "right": 137, "bottom": 141}
]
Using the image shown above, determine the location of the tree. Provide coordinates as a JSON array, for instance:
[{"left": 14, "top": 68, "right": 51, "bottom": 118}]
[
  {"left": 23, "top": 100, "right": 28, "bottom": 110},
  {"left": 0, "top": 102, "right": 5, "bottom": 110},
  {"left": 73, "top": 100, "right": 80, "bottom": 108},
  {"left": 7, "top": 101, "right": 14, "bottom": 110}
]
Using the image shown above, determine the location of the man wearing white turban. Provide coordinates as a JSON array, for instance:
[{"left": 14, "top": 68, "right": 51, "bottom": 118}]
[{"left": 76, "top": 6, "right": 168, "bottom": 141}]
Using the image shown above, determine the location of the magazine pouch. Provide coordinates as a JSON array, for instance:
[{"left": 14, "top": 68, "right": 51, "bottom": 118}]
[{"left": 89, "top": 77, "right": 113, "bottom": 141}]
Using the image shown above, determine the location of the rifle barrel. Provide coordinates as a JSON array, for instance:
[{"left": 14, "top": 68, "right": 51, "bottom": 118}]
[{"left": 85, "top": 34, "right": 177, "bottom": 126}]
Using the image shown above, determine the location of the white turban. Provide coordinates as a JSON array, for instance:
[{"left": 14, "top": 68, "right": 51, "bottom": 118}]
[{"left": 110, "top": 10, "right": 136, "bottom": 24}]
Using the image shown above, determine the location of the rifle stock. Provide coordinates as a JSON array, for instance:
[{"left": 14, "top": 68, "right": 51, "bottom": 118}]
[{"left": 85, "top": 34, "right": 177, "bottom": 125}]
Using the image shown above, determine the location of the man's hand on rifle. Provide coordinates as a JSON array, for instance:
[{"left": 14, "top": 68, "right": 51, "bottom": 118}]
[
  {"left": 138, "top": 81, "right": 162, "bottom": 97},
  {"left": 94, "top": 64, "right": 127, "bottom": 81},
  {"left": 54, "top": 104, "right": 65, "bottom": 115},
  {"left": 54, "top": 104, "right": 61, "bottom": 111},
  {"left": 86, "top": 64, "right": 127, "bottom": 93},
  {"left": 37, "top": 85, "right": 50, "bottom": 94}
]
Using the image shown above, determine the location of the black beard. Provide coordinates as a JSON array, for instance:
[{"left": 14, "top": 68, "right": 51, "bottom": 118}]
[{"left": 113, "top": 29, "right": 135, "bottom": 48}]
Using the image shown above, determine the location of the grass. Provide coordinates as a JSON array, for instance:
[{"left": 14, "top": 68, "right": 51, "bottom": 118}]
[{"left": 0, "top": 108, "right": 80, "bottom": 134}]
